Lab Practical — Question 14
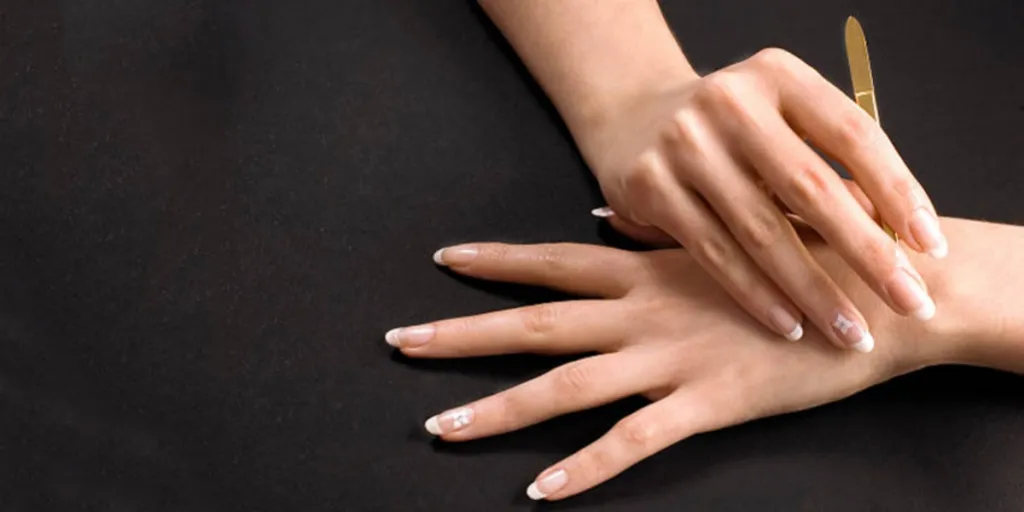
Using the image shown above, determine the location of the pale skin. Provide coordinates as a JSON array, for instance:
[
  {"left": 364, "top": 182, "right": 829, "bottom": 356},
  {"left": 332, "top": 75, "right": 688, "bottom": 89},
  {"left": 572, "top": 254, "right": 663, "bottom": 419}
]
[
  {"left": 475, "top": 0, "right": 950, "bottom": 352},
  {"left": 386, "top": 218, "right": 1024, "bottom": 500}
]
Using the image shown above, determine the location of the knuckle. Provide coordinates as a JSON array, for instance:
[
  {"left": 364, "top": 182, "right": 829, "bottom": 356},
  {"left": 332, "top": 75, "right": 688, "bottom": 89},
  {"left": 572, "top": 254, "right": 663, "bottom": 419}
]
[
  {"left": 786, "top": 162, "right": 834, "bottom": 211},
  {"left": 695, "top": 233, "right": 733, "bottom": 271},
  {"left": 667, "top": 108, "right": 703, "bottom": 151},
  {"left": 835, "top": 108, "right": 877, "bottom": 151},
  {"left": 890, "top": 178, "right": 922, "bottom": 210},
  {"left": 553, "top": 361, "right": 594, "bottom": 396},
  {"left": 577, "top": 446, "right": 616, "bottom": 482},
  {"left": 521, "top": 304, "right": 561, "bottom": 336},
  {"left": 491, "top": 392, "right": 521, "bottom": 426},
  {"left": 613, "top": 416, "right": 660, "bottom": 452},
  {"left": 622, "top": 159, "right": 662, "bottom": 198},
  {"left": 735, "top": 207, "right": 786, "bottom": 250},
  {"left": 751, "top": 47, "right": 799, "bottom": 71},
  {"left": 861, "top": 237, "right": 895, "bottom": 270},
  {"left": 696, "top": 72, "right": 747, "bottom": 114}
]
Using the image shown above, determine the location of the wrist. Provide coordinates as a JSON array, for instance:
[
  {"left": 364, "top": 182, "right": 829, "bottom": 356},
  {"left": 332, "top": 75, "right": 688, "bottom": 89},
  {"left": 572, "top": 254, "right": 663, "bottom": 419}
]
[
  {"left": 901, "top": 218, "right": 1024, "bottom": 373},
  {"left": 565, "top": 55, "right": 699, "bottom": 146}
]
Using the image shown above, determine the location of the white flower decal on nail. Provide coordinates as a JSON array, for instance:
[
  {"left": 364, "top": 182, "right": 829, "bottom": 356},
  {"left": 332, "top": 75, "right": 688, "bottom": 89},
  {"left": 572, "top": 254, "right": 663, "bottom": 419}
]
[
  {"left": 451, "top": 409, "right": 472, "bottom": 429},
  {"left": 832, "top": 314, "right": 855, "bottom": 334}
]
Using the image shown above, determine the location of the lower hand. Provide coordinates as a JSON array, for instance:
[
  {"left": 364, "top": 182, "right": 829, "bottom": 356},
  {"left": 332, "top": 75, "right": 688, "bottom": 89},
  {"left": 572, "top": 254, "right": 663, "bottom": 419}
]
[{"left": 386, "top": 240, "right": 951, "bottom": 500}]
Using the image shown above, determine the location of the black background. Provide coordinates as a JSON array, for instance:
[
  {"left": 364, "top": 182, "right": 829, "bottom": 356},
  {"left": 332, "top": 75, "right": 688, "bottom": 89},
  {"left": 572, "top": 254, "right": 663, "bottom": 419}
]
[{"left": 1, "top": 0, "right": 1022, "bottom": 510}]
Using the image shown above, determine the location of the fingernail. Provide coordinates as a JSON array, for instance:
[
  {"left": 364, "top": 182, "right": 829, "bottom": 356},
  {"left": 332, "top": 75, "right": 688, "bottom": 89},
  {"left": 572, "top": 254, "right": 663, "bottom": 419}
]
[
  {"left": 909, "top": 208, "right": 948, "bottom": 259},
  {"left": 527, "top": 469, "right": 568, "bottom": 501},
  {"left": 433, "top": 245, "right": 478, "bottom": 267},
  {"left": 384, "top": 324, "right": 435, "bottom": 348},
  {"left": 767, "top": 306, "right": 803, "bottom": 341},
  {"left": 831, "top": 312, "right": 874, "bottom": 353},
  {"left": 424, "top": 407, "right": 475, "bottom": 436},
  {"left": 886, "top": 267, "right": 936, "bottom": 321},
  {"left": 591, "top": 207, "right": 615, "bottom": 218}
]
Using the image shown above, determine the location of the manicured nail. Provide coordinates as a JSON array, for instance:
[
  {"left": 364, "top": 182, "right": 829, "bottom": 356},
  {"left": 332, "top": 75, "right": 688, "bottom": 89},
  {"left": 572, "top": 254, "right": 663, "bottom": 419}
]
[
  {"left": 591, "top": 207, "right": 615, "bottom": 218},
  {"left": 433, "top": 245, "right": 478, "bottom": 267},
  {"left": 424, "top": 407, "right": 475, "bottom": 436},
  {"left": 526, "top": 469, "right": 568, "bottom": 500},
  {"left": 831, "top": 312, "right": 874, "bottom": 353},
  {"left": 767, "top": 306, "right": 803, "bottom": 341},
  {"left": 384, "top": 324, "right": 435, "bottom": 348},
  {"left": 909, "top": 208, "right": 948, "bottom": 259},
  {"left": 886, "top": 266, "right": 936, "bottom": 321}
]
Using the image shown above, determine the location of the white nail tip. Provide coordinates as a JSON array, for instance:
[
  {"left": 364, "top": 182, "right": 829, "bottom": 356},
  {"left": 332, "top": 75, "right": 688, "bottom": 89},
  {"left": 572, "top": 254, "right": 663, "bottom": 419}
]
[
  {"left": 526, "top": 482, "right": 547, "bottom": 501},
  {"left": 784, "top": 324, "right": 804, "bottom": 342},
  {"left": 432, "top": 249, "right": 446, "bottom": 265},
  {"left": 384, "top": 328, "right": 401, "bottom": 347},
  {"left": 424, "top": 416, "right": 442, "bottom": 436},
  {"left": 928, "top": 243, "right": 948, "bottom": 259},
  {"left": 851, "top": 332, "right": 875, "bottom": 353},
  {"left": 913, "top": 299, "right": 937, "bottom": 321},
  {"left": 591, "top": 207, "right": 615, "bottom": 218}
]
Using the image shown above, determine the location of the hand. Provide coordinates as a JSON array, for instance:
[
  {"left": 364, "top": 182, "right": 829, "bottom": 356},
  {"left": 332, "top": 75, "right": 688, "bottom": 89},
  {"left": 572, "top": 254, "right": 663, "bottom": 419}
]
[
  {"left": 385, "top": 240, "right": 947, "bottom": 500},
  {"left": 575, "top": 48, "right": 947, "bottom": 352}
]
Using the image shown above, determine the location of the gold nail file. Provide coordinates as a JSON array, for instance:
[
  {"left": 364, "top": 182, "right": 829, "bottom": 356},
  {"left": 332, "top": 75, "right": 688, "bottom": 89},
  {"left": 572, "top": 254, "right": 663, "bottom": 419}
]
[{"left": 844, "top": 16, "right": 898, "bottom": 241}]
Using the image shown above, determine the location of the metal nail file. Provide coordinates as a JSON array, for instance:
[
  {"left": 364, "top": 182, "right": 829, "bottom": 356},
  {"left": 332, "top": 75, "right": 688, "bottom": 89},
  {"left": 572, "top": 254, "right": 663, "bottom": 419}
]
[{"left": 844, "top": 16, "right": 898, "bottom": 241}]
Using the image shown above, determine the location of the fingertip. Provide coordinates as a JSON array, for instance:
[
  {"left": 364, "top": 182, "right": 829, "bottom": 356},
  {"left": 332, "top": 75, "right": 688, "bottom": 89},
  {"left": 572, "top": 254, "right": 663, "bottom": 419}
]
[
  {"left": 784, "top": 323, "right": 804, "bottom": 342},
  {"left": 526, "top": 482, "right": 545, "bottom": 501},
  {"left": 424, "top": 416, "right": 441, "bottom": 436},
  {"left": 851, "top": 332, "right": 875, "bottom": 353},
  {"left": 526, "top": 469, "right": 568, "bottom": 501}
]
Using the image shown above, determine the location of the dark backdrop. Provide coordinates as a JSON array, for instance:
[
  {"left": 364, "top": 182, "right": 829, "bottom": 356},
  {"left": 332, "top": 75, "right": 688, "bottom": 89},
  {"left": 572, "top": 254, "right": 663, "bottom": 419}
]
[{"left": 1, "top": 0, "right": 1022, "bottom": 510}]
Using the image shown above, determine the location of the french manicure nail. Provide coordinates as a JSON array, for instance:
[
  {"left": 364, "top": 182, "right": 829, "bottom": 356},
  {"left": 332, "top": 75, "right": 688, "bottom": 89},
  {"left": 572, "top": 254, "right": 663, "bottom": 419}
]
[
  {"left": 434, "top": 245, "right": 478, "bottom": 266},
  {"left": 384, "top": 324, "right": 435, "bottom": 348},
  {"left": 831, "top": 312, "right": 874, "bottom": 353},
  {"left": 886, "top": 266, "right": 936, "bottom": 321},
  {"left": 909, "top": 208, "right": 948, "bottom": 259},
  {"left": 767, "top": 306, "right": 803, "bottom": 341},
  {"left": 591, "top": 207, "right": 615, "bottom": 218},
  {"left": 527, "top": 469, "right": 568, "bottom": 501},
  {"left": 424, "top": 407, "right": 475, "bottom": 436}
]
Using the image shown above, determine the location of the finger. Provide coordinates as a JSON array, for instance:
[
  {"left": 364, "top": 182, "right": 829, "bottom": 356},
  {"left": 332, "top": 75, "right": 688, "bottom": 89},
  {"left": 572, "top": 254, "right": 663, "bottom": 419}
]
[
  {"left": 633, "top": 138, "right": 804, "bottom": 341},
  {"left": 769, "top": 179, "right": 877, "bottom": 224},
  {"left": 731, "top": 90, "right": 936, "bottom": 327},
  {"left": 761, "top": 49, "right": 947, "bottom": 258},
  {"left": 842, "top": 179, "right": 879, "bottom": 221},
  {"left": 591, "top": 208, "right": 678, "bottom": 247},
  {"left": 385, "top": 299, "right": 627, "bottom": 356},
  {"left": 525, "top": 390, "right": 709, "bottom": 501},
  {"left": 671, "top": 113, "right": 877, "bottom": 352},
  {"left": 423, "top": 351, "right": 662, "bottom": 440},
  {"left": 433, "top": 242, "right": 638, "bottom": 298}
]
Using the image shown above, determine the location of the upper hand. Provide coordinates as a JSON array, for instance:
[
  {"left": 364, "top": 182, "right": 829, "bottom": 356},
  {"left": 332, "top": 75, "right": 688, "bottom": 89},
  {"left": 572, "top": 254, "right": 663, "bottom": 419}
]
[
  {"left": 576, "top": 48, "right": 947, "bottom": 352},
  {"left": 386, "top": 241, "right": 941, "bottom": 500}
]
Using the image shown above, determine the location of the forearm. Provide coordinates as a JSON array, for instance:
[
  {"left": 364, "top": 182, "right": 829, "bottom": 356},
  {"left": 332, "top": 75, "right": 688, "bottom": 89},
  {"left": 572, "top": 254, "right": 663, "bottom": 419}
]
[
  {"left": 919, "top": 219, "right": 1024, "bottom": 373},
  {"left": 477, "top": 0, "right": 696, "bottom": 141}
]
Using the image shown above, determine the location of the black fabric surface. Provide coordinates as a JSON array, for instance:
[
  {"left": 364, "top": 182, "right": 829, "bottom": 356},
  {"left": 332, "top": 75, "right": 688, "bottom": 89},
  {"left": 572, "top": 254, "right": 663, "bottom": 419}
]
[{"left": 1, "top": 0, "right": 1022, "bottom": 510}]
